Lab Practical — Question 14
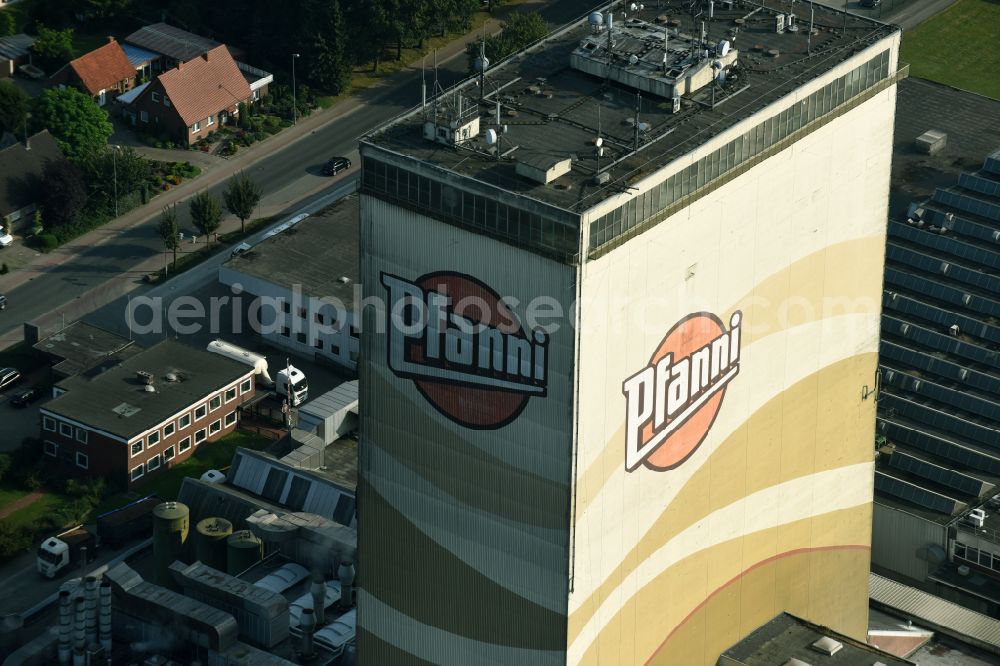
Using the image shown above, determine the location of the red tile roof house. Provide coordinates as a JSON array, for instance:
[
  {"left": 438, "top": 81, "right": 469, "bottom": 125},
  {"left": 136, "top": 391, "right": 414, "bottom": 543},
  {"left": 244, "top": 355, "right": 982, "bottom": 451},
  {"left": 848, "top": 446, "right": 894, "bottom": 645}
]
[
  {"left": 126, "top": 45, "right": 259, "bottom": 146},
  {"left": 49, "top": 38, "right": 136, "bottom": 106}
]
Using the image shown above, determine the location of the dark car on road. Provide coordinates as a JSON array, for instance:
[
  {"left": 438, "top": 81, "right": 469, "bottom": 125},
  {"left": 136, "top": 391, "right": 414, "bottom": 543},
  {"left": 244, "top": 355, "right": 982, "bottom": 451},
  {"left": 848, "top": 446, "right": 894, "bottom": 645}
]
[
  {"left": 0, "top": 294, "right": 6, "bottom": 311},
  {"left": 322, "top": 156, "right": 351, "bottom": 176},
  {"left": 10, "top": 387, "right": 43, "bottom": 407},
  {"left": 859, "top": 0, "right": 881, "bottom": 7},
  {"left": 0, "top": 368, "right": 21, "bottom": 391}
]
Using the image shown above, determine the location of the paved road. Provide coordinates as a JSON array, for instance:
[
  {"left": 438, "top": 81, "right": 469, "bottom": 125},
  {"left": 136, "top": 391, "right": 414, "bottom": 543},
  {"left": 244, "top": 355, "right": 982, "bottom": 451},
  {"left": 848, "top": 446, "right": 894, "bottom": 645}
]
[{"left": 0, "top": 0, "right": 602, "bottom": 348}]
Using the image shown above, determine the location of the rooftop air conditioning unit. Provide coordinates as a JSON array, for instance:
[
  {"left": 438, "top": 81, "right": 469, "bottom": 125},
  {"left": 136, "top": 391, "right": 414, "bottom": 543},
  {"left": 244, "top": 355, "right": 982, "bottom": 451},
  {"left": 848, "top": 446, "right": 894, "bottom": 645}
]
[
  {"left": 969, "top": 508, "right": 986, "bottom": 528},
  {"left": 949, "top": 324, "right": 960, "bottom": 336},
  {"left": 958, "top": 564, "right": 971, "bottom": 576},
  {"left": 136, "top": 370, "right": 154, "bottom": 385}
]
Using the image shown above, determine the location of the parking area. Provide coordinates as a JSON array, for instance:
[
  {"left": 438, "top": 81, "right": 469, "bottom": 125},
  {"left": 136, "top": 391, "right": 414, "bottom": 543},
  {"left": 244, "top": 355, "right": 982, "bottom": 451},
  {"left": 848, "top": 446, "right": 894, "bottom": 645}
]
[{"left": 0, "top": 368, "right": 51, "bottom": 452}]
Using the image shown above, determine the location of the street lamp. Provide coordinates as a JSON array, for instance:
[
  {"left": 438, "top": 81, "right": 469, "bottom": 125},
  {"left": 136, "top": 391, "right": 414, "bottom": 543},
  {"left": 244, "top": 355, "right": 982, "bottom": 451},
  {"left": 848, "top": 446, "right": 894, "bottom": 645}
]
[
  {"left": 291, "top": 53, "right": 301, "bottom": 125},
  {"left": 111, "top": 144, "right": 120, "bottom": 217}
]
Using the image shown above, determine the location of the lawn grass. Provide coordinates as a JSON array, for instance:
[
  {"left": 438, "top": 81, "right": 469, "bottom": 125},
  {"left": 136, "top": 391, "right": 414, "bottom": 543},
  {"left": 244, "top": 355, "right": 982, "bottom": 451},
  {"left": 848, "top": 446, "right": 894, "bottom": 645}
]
[
  {"left": 900, "top": 0, "right": 1000, "bottom": 100},
  {"left": 0, "top": 487, "right": 29, "bottom": 510},
  {"left": 2, "top": 492, "right": 67, "bottom": 530},
  {"left": 140, "top": 429, "right": 272, "bottom": 501}
]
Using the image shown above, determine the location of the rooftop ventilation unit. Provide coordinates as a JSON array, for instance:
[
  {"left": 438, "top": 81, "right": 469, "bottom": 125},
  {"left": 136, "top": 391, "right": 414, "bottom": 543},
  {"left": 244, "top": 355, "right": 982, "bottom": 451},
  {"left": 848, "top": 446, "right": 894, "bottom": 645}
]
[
  {"left": 810, "top": 636, "right": 843, "bottom": 656},
  {"left": 969, "top": 508, "right": 986, "bottom": 528},
  {"left": 516, "top": 155, "right": 573, "bottom": 184},
  {"left": 136, "top": 370, "right": 154, "bottom": 385},
  {"left": 949, "top": 324, "right": 960, "bottom": 336}
]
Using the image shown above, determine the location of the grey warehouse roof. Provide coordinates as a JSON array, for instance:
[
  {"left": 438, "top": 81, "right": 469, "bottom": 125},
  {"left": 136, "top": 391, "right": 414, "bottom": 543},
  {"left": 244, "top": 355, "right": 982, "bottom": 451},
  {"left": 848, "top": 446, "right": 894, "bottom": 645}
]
[
  {"left": 125, "top": 22, "right": 221, "bottom": 62},
  {"left": 46, "top": 339, "right": 251, "bottom": 438},
  {"left": 0, "top": 34, "right": 35, "bottom": 60},
  {"left": 223, "top": 194, "right": 359, "bottom": 305},
  {"left": 365, "top": 0, "right": 897, "bottom": 213},
  {"left": 719, "top": 611, "right": 913, "bottom": 665},
  {"left": 32, "top": 320, "right": 135, "bottom": 376}
]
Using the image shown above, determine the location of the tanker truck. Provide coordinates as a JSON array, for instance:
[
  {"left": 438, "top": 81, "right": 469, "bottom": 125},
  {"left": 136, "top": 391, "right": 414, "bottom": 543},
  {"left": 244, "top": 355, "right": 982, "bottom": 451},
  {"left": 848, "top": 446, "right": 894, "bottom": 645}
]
[{"left": 206, "top": 340, "right": 308, "bottom": 406}]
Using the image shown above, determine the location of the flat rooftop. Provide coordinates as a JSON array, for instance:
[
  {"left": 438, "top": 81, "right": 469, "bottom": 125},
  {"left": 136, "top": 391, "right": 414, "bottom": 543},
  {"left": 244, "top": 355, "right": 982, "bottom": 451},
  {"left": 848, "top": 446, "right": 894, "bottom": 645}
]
[
  {"left": 366, "top": 0, "right": 896, "bottom": 212},
  {"left": 720, "top": 612, "right": 912, "bottom": 665},
  {"left": 32, "top": 320, "right": 135, "bottom": 376},
  {"left": 223, "top": 194, "right": 358, "bottom": 303},
  {"left": 46, "top": 339, "right": 250, "bottom": 439}
]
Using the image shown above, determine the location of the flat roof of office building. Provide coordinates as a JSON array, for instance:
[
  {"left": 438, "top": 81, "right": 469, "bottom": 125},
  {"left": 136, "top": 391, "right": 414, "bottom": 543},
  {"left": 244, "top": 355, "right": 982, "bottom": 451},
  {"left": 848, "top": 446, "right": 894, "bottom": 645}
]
[
  {"left": 223, "top": 194, "right": 359, "bottom": 304},
  {"left": 365, "top": 0, "right": 897, "bottom": 213}
]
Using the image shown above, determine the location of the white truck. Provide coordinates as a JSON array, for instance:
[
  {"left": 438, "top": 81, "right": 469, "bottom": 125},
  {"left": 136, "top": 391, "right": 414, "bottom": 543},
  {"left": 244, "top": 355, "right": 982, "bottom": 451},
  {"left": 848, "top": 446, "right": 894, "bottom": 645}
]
[
  {"left": 37, "top": 526, "right": 96, "bottom": 578},
  {"left": 206, "top": 340, "right": 308, "bottom": 406}
]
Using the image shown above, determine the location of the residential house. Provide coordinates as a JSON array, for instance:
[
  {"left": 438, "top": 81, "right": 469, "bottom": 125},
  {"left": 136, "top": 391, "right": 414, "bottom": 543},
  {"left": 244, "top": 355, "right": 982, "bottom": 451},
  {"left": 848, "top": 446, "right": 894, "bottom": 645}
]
[
  {"left": 49, "top": 38, "right": 136, "bottom": 106},
  {"left": 0, "top": 33, "right": 34, "bottom": 78},
  {"left": 127, "top": 45, "right": 262, "bottom": 145},
  {"left": 0, "top": 130, "right": 66, "bottom": 231},
  {"left": 39, "top": 339, "right": 257, "bottom": 488}
]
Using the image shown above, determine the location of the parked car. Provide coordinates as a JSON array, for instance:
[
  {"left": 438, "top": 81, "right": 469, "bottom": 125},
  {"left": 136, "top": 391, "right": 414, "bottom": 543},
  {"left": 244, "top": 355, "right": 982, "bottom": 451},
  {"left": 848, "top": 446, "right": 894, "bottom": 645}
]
[
  {"left": 859, "top": 0, "right": 881, "bottom": 7},
  {"left": 0, "top": 294, "right": 6, "bottom": 311},
  {"left": 0, "top": 368, "right": 21, "bottom": 391},
  {"left": 10, "top": 387, "right": 43, "bottom": 407},
  {"left": 231, "top": 242, "right": 252, "bottom": 257},
  {"left": 0, "top": 234, "right": 13, "bottom": 248},
  {"left": 322, "top": 156, "right": 351, "bottom": 176}
]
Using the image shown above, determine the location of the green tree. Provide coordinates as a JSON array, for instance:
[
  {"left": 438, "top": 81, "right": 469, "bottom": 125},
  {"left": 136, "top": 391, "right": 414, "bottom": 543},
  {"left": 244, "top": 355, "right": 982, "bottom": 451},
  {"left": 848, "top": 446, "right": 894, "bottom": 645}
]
[
  {"left": 32, "top": 87, "right": 113, "bottom": 161},
  {"left": 303, "top": 0, "right": 352, "bottom": 94},
  {"left": 0, "top": 10, "right": 15, "bottom": 37},
  {"left": 84, "top": 146, "right": 150, "bottom": 202},
  {"left": 466, "top": 12, "right": 547, "bottom": 72},
  {"left": 158, "top": 205, "right": 180, "bottom": 269},
  {"left": 223, "top": 171, "right": 262, "bottom": 234},
  {"left": 189, "top": 191, "right": 222, "bottom": 242},
  {"left": 30, "top": 25, "right": 75, "bottom": 72},
  {"left": 0, "top": 80, "right": 29, "bottom": 135},
  {"left": 40, "top": 159, "right": 86, "bottom": 227},
  {"left": 84, "top": 0, "right": 132, "bottom": 19}
]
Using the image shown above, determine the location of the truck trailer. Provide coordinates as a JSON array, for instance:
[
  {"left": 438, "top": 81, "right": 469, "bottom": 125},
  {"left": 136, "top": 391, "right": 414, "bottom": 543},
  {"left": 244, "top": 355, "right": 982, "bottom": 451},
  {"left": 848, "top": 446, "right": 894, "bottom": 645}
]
[
  {"left": 37, "top": 526, "right": 96, "bottom": 578},
  {"left": 206, "top": 339, "right": 308, "bottom": 406},
  {"left": 96, "top": 495, "right": 160, "bottom": 549}
]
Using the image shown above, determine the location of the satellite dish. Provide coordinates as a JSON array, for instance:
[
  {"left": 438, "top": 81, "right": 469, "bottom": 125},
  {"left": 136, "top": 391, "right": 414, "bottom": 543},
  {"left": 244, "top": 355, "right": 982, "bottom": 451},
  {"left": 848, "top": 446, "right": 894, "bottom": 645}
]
[
  {"left": 628, "top": 54, "right": 639, "bottom": 65},
  {"left": 475, "top": 56, "right": 490, "bottom": 71},
  {"left": 594, "top": 136, "right": 603, "bottom": 147},
  {"left": 718, "top": 40, "right": 731, "bottom": 56},
  {"left": 589, "top": 11, "right": 604, "bottom": 26},
  {"left": 597, "top": 147, "right": 605, "bottom": 157},
  {"left": 638, "top": 122, "right": 650, "bottom": 131},
  {"left": 485, "top": 128, "right": 498, "bottom": 145},
  {"left": 630, "top": 2, "right": 638, "bottom": 10}
]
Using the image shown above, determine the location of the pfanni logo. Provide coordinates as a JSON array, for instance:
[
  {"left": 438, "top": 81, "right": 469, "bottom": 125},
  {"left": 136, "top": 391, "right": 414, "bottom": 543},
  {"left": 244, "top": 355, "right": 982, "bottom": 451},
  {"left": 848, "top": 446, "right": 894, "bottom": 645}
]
[
  {"left": 623, "top": 311, "right": 742, "bottom": 471},
  {"left": 382, "top": 272, "right": 549, "bottom": 429}
]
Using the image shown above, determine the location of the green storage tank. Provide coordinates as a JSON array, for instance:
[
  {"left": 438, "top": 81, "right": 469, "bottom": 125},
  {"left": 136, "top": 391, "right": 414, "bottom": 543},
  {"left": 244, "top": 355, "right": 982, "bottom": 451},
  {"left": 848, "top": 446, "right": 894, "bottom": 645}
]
[
  {"left": 195, "top": 517, "right": 232, "bottom": 572},
  {"left": 226, "top": 530, "right": 263, "bottom": 575},
  {"left": 152, "top": 501, "right": 189, "bottom": 588}
]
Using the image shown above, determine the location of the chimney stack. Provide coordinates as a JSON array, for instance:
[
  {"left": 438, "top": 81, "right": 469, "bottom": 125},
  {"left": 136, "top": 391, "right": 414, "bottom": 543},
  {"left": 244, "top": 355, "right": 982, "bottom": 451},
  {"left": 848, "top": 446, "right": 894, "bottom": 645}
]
[
  {"left": 72, "top": 598, "right": 85, "bottom": 666},
  {"left": 300, "top": 608, "right": 315, "bottom": 659},
  {"left": 107, "top": 36, "right": 115, "bottom": 44},
  {"left": 337, "top": 560, "right": 355, "bottom": 608},
  {"left": 57, "top": 591, "right": 72, "bottom": 665},
  {"left": 99, "top": 581, "right": 112, "bottom": 652},
  {"left": 84, "top": 576, "right": 98, "bottom": 651},
  {"left": 310, "top": 577, "right": 326, "bottom": 626}
]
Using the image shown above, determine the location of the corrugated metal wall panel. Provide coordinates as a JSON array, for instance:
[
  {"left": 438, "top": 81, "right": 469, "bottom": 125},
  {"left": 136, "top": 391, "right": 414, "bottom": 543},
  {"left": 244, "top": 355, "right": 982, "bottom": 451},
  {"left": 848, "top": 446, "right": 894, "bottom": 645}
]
[{"left": 871, "top": 501, "right": 948, "bottom": 582}]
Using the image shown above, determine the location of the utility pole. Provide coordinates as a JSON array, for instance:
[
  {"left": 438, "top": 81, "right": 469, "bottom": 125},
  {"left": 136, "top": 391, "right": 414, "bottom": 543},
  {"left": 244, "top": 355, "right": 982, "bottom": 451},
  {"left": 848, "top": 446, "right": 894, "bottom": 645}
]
[{"left": 291, "top": 53, "right": 301, "bottom": 125}]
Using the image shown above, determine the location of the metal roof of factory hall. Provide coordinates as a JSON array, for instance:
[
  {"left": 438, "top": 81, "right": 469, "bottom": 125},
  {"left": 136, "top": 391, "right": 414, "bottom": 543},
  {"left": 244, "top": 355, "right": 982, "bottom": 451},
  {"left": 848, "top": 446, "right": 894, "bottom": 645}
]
[{"left": 365, "top": 0, "right": 897, "bottom": 213}]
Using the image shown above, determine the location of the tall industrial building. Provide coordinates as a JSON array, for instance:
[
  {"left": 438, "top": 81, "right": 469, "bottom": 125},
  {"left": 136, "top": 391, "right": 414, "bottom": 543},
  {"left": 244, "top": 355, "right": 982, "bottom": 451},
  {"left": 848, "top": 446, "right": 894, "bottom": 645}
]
[{"left": 357, "top": 1, "right": 901, "bottom": 663}]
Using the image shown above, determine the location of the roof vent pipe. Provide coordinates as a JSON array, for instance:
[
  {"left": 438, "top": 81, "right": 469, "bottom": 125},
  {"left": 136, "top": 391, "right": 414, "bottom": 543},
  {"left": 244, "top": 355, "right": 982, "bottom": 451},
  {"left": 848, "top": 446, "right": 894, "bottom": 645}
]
[
  {"left": 84, "top": 576, "right": 98, "bottom": 651},
  {"left": 311, "top": 577, "right": 326, "bottom": 626},
  {"left": 99, "top": 581, "right": 112, "bottom": 652},
  {"left": 72, "top": 598, "right": 85, "bottom": 666},
  {"left": 58, "top": 590, "right": 72, "bottom": 665},
  {"left": 300, "top": 608, "right": 315, "bottom": 658},
  {"left": 338, "top": 560, "right": 356, "bottom": 608}
]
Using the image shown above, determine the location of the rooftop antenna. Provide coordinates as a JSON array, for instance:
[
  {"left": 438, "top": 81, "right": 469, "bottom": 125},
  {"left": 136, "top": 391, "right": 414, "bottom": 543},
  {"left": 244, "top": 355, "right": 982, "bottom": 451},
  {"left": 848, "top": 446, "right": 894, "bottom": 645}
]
[
  {"left": 596, "top": 102, "right": 603, "bottom": 173},
  {"left": 634, "top": 91, "right": 641, "bottom": 152},
  {"left": 479, "top": 25, "right": 487, "bottom": 102},
  {"left": 421, "top": 56, "right": 427, "bottom": 110},
  {"left": 663, "top": 25, "right": 669, "bottom": 75},
  {"left": 606, "top": 10, "right": 614, "bottom": 80},
  {"left": 807, "top": 0, "right": 814, "bottom": 54},
  {"left": 843, "top": 0, "right": 849, "bottom": 32},
  {"left": 432, "top": 49, "right": 440, "bottom": 126}
]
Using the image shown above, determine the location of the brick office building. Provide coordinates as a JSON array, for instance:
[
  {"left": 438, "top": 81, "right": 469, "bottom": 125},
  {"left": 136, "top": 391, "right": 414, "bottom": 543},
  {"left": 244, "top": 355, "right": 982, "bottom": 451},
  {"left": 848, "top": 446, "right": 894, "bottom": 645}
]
[{"left": 39, "top": 340, "right": 256, "bottom": 488}]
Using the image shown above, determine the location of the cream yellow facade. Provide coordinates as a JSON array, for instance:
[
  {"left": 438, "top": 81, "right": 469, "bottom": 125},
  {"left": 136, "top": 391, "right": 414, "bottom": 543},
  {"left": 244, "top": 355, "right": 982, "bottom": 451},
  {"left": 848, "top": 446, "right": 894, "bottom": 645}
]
[{"left": 567, "top": 37, "right": 900, "bottom": 664}]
